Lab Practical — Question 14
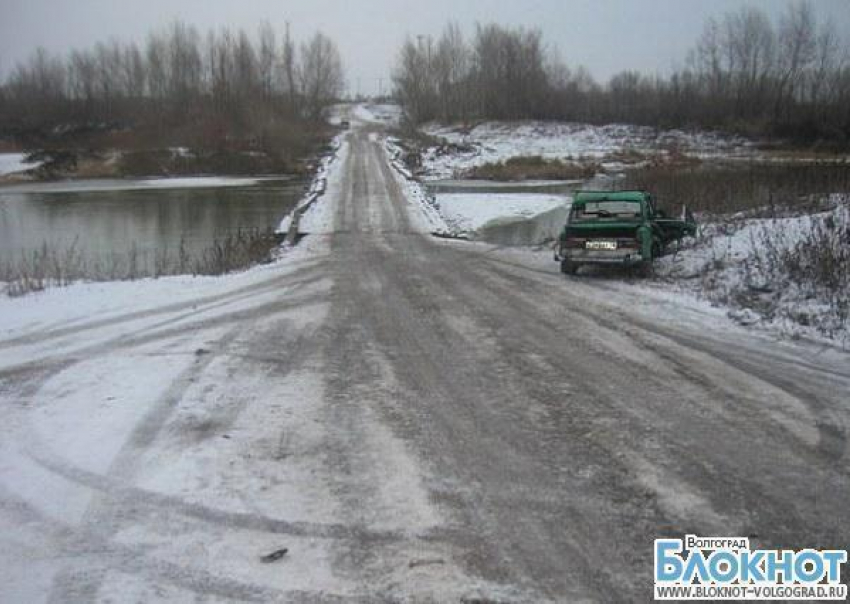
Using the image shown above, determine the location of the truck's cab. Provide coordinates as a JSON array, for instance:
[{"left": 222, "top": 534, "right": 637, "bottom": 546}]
[{"left": 555, "top": 190, "right": 695, "bottom": 275}]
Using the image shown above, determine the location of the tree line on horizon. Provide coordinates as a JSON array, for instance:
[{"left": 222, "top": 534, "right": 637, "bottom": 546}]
[
  {"left": 0, "top": 21, "right": 345, "bottom": 150},
  {"left": 392, "top": 2, "right": 850, "bottom": 147}
]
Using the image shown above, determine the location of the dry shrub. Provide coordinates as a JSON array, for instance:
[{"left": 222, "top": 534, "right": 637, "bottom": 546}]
[
  {"left": 1, "top": 229, "right": 282, "bottom": 297},
  {"left": 602, "top": 148, "right": 649, "bottom": 164},
  {"left": 622, "top": 162, "right": 850, "bottom": 216},
  {"left": 464, "top": 156, "right": 597, "bottom": 181},
  {"left": 743, "top": 203, "right": 850, "bottom": 337},
  {"left": 192, "top": 229, "right": 282, "bottom": 275}
]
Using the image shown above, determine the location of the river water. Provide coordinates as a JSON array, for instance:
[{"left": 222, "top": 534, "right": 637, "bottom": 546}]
[{"left": 0, "top": 176, "right": 305, "bottom": 275}]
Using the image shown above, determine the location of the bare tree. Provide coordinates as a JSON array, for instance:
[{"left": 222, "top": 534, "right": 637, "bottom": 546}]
[
  {"left": 807, "top": 21, "right": 840, "bottom": 108},
  {"left": 392, "top": 35, "right": 438, "bottom": 123},
  {"left": 122, "top": 43, "right": 147, "bottom": 101},
  {"left": 775, "top": 1, "right": 816, "bottom": 119},
  {"left": 146, "top": 32, "right": 168, "bottom": 107},
  {"left": 167, "top": 22, "right": 202, "bottom": 111},
  {"left": 68, "top": 49, "right": 97, "bottom": 107},
  {"left": 470, "top": 24, "right": 549, "bottom": 120},
  {"left": 6, "top": 48, "right": 66, "bottom": 123},
  {"left": 234, "top": 30, "right": 258, "bottom": 108},
  {"left": 434, "top": 23, "right": 470, "bottom": 123},
  {"left": 94, "top": 41, "right": 123, "bottom": 118},
  {"left": 723, "top": 7, "right": 776, "bottom": 115},
  {"left": 207, "top": 28, "right": 233, "bottom": 114},
  {"left": 299, "top": 31, "right": 343, "bottom": 121},
  {"left": 690, "top": 16, "right": 729, "bottom": 122},
  {"left": 257, "top": 22, "right": 276, "bottom": 101},
  {"left": 281, "top": 22, "right": 298, "bottom": 113},
  {"left": 0, "top": 19, "right": 353, "bottom": 162}
]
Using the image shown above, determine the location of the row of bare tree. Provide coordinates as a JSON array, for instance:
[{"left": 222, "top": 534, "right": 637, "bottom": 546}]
[
  {"left": 393, "top": 2, "right": 850, "bottom": 145},
  {"left": 0, "top": 21, "right": 344, "bottom": 139}
]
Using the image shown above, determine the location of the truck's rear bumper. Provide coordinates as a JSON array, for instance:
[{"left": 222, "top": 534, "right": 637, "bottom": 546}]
[{"left": 561, "top": 249, "right": 644, "bottom": 265}]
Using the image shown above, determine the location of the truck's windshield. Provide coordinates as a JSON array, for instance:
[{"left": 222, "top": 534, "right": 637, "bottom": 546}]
[{"left": 571, "top": 201, "right": 641, "bottom": 221}]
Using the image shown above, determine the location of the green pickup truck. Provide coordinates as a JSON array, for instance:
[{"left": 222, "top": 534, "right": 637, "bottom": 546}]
[{"left": 555, "top": 190, "right": 696, "bottom": 275}]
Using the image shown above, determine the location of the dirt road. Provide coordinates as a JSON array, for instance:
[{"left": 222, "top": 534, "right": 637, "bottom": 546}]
[{"left": 1, "top": 120, "right": 848, "bottom": 602}]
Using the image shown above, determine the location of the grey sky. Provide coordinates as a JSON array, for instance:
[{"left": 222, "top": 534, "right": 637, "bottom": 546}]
[{"left": 1, "top": 0, "right": 849, "bottom": 95}]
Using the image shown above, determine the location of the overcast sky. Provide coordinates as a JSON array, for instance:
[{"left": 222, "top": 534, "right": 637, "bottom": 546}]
[{"left": 1, "top": 0, "right": 849, "bottom": 95}]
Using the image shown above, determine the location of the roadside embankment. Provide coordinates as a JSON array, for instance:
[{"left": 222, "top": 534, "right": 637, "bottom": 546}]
[
  {"left": 277, "top": 133, "right": 344, "bottom": 242},
  {"left": 475, "top": 204, "right": 570, "bottom": 246}
]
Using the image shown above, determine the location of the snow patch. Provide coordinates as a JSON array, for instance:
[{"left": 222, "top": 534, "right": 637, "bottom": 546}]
[
  {"left": 387, "top": 135, "right": 573, "bottom": 239},
  {"left": 353, "top": 103, "right": 402, "bottom": 126},
  {"left": 168, "top": 146, "right": 194, "bottom": 159},
  {"left": 437, "top": 192, "right": 568, "bottom": 233},
  {"left": 287, "top": 134, "right": 346, "bottom": 235},
  {"left": 0, "top": 153, "right": 41, "bottom": 176},
  {"left": 420, "top": 120, "right": 755, "bottom": 180},
  {"left": 653, "top": 202, "right": 850, "bottom": 343},
  {"left": 382, "top": 137, "right": 449, "bottom": 234}
]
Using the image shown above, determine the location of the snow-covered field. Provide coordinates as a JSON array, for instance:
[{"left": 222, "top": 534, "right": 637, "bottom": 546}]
[
  {"left": 277, "top": 133, "right": 344, "bottom": 235},
  {"left": 435, "top": 192, "right": 567, "bottom": 233},
  {"left": 354, "top": 103, "right": 402, "bottom": 127},
  {"left": 0, "top": 241, "right": 321, "bottom": 363},
  {"left": 482, "top": 212, "right": 849, "bottom": 346},
  {"left": 0, "top": 240, "right": 353, "bottom": 601},
  {"left": 421, "top": 121, "right": 756, "bottom": 180},
  {"left": 652, "top": 201, "right": 850, "bottom": 343},
  {"left": 0, "top": 152, "right": 41, "bottom": 176},
  {"left": 464, "top": 196, "right": 849, "bottom": 345},
  {"left": 386, "top": 135, "right": 571, "bottom": 239}
]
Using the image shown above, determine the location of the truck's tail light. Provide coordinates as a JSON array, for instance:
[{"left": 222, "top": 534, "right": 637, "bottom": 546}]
[{"left": 564, "top": 238, "right": 584, "bottom": 248}]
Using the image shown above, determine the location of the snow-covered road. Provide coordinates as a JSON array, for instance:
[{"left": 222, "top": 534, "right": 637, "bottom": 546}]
[{"left": 1, "top": 112, "right": 849, "bottom": 602}]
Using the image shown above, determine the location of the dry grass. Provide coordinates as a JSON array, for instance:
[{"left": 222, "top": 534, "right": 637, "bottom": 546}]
[
  {"left": 74, "top": 154, "right": 121, "bottom": 178},
  {"left": 463, "top": 155, "right": 597, "bottom": 181},
  {"left": 621, "top": 161, "right": 850, "bottom": 216},
  {"left": 116, "top": 148, "right": 298, "bottom": 177},
  {"left": 10, "top": 114, "right": 334, "bottom": 179},
  {"left": 600, "top": 148, "right": 650, "bottom": 164},
  {"left": 742, "top": 206, "right": 849, "bottom": 337},
  {"left": 1, "top": 229, "right": 282, "bottom": 297},
  {"left": 657, "top": 198, "right": 849, "bottom": 341}
]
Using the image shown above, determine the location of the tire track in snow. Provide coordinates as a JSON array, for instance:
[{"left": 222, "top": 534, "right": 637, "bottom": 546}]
[
  {"left": 479, "top": 255, "right": 850, "bottom": 467},
  {"left": 43, "top": 323, "right": 244, "bottom": 602},
  {"left": 0, "top": 289, "right": 326, "bottom": 376},
  {"left": 0, "top": 263, "right": 322, "bottom": 350},
  {"left": 27, "top": 283, "right": 334, "bottom": 601},
  {"left": 0, "top": 484, "right": 367, "bottom": 604}
]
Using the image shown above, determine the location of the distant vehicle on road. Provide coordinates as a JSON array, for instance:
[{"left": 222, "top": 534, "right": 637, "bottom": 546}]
[
  {"left": 340, "top": 119, "right": 350, "bottom": 129},
  {"left": 554, "top": 190, "right": 696, "bottom": 275}
]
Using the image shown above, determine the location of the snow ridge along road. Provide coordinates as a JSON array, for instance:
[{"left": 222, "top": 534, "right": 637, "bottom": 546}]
[{"left": 1, "top": 115, "right": 848, "bottom": 602}]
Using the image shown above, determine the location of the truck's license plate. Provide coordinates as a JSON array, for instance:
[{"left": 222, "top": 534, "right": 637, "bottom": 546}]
[{"left": 586, "top": 240, "right": 617, "bottom": 250}]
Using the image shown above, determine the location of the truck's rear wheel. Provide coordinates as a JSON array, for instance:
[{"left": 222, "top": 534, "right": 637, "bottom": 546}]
[
  {"left": 652, "top": 241, "right": 663, "bottom": 259},
  {"left": 636, "top": 260, "right": 654, "bottom": 278},
  {"left": 560, "top": 259, "right": 578, "bottom": 275}
]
